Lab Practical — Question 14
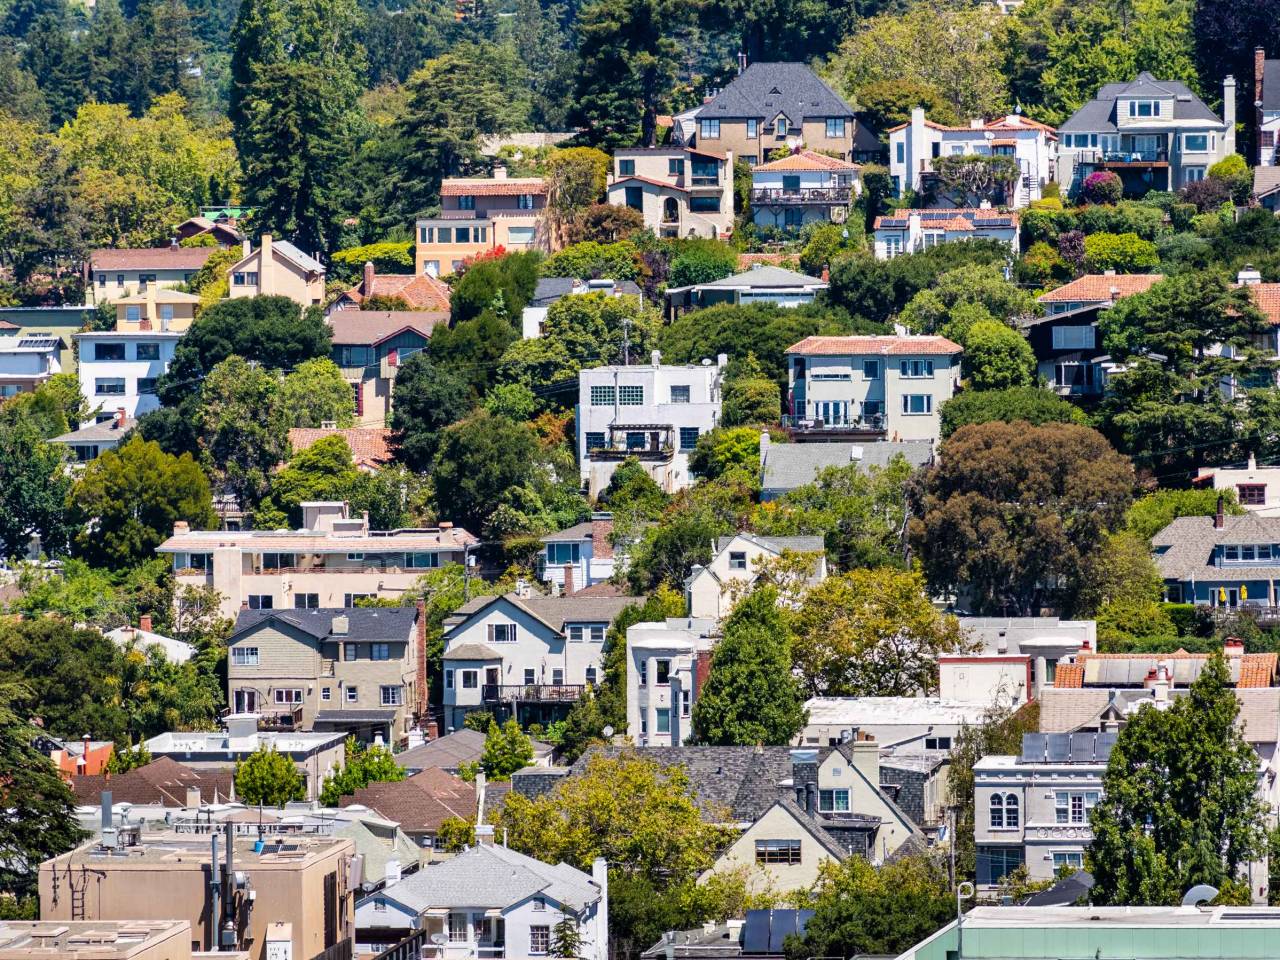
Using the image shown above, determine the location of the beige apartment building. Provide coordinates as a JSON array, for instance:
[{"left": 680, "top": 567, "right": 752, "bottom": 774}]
[
  {"left": 155, "top": 502, "right": 477, "bottom": 619},
  {"left": 86, "top": 247, "right": 215, "bottom": 305},
  {"left": 606, "top": 147, "right": 735, "bottom": 239},
  {"left": 415, "top": 169, "right": 547, "bottom": 276},
  {"left": 114, "top": 286, "right": 199, "bottom": 333},
  {"left": 226, "top": 234, "right": 327, "bottom": 306},
  {"left": 0, "top": 920, "right": 226, "bottom": 960},
  {"left": 40, "top": 826, "right": 355, "bottom": 960}
]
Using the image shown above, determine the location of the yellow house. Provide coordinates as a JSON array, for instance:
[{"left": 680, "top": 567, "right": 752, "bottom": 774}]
[
  {"left": 227, "top": 234, "right": 327, "bottom": 306},
  {"left": 114, "top": 286, "right": 200, "bottom": 332}
]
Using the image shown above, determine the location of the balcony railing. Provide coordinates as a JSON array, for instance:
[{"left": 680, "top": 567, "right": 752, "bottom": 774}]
[
  {"left": 751, "top": 186, "right": 853, "bottom": 205},
  {"left": 586, "top": 445, "right": 674, "bottom": 461},
  {"left": 782, "top": 414, "right": 887, "bottom": 433},
  {"left": 1076, "top": 149, "right": 1169, "bottom": 165},
  {"left": 482, "top": 684, "right": 586, "bottom": 703}
]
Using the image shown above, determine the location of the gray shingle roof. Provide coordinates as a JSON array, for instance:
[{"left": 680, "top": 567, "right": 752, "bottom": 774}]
[
  {"left": 1256, "top": 166, "right": 1280, "bottom": 199},
  {"left": 394, "top": 730, "right": 556, "bottom": 772},
  {"left": 444, "top": 593, "right": 636, "bottom": 638},
  {"left": 714, "top": 533, "right": 826, "bottom": 554},
  {"left": 760, "top": 441, "right": 933, "bottom": 498},
  {"left": 530, "top": 278, "right": 642, "bottom": 307},
  {"left": 1152, "top": 514, "right": 1280, "bottom": 580},
  {"left": 694, "top": 265, "right": 825, "bottom": 290},
  {"left": 1038, "top": 686, "right": 1280, "bottom": 745},
  {"left": 442, "top": 641, "right": 502, "bottom": 661},
  {"left": 273, "top": 239, "right": 325, "bottom": 274},
  {"left": 231, "top": 607, "right": 416, "bottom": 642},
  {"left": 1059, "top": 72, "right": 1222, "bottom": 132},
  {"left": 50, "top": 418, "right": 136, "bottom": 444},
  {"left": 696, "top": 62, "right": 854, "bottom": 123}
]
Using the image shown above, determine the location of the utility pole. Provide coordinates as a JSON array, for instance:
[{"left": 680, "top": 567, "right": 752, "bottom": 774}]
[{"left": 948, "top": 806, "right": 956, "bottom": 890}]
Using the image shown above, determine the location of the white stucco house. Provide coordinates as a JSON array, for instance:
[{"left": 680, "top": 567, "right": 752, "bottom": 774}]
[
  {"left": 625, "top": 616, "right": 717, "bottom": 747},
  {"left": 1195, "top": 454, "right": 1280, "bottom": 518},
  {"left": 685, "top": 533, "right": 827, "bottom": 620},
  {"left": 871, "top": 208, "right": 1021, "bottom": 259},
  {"left": 538, "top": 515, "right": 618, "bottom": 592},
  {"left": 73, "top": 330, "right": 183, "bottom": 426},
  {"left": 750, "top": 149, "right": 861, "bottom": 232},
  {"left": 576, "top": 353, "right": 725, "bottom": 498},
  {"left": 0, "top": 332, "right": 63, "bottom": 399}
]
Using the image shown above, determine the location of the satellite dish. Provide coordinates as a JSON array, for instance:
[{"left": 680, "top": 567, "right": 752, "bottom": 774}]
[{"left": 431, "top": 934, "right": 449, "bottom": 945}]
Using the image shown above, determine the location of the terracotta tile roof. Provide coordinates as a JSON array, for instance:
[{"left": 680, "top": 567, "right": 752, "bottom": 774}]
[
  {"left": 89, "top": 247, "right": 215, "bottom": 270},
  {"left": 1053, "top": 663, "right": 1085, "bottom": 687},
  {"left": 342, "top": 272, "right": 452, "bottom": 311},
  {"left": 611, "top": 175, "right": 688, "bottom": 193},
  {"left": 326, "top": 310, "right": 448, "bottom": 346},
  {"left": 1053, "top": 651, "right": 1277, "bottom": 689},
  {"left": 1037, "top": 273, "right": 1164, "bottom": 303},
  {"left": 440, "top": 177, "right": 546, "bottom": 197},
  {"left": 754, "top": 149, "right": 860, "bottom": 172},
  {"left": 288, "top": 427, "right": 393, "bottom": 468},
  {"left": 787, "top": 334, "right": 962, "bottom": 357},
  {"left": 1246, "top": 283, "right": 1280, "bottom": 325},
  {"left": 874, "top": 208, "right": 1019, "bottom": 230}
]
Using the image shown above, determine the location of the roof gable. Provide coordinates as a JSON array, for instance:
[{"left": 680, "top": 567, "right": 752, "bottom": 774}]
[{"left": 696, "top": 62, "right": 855, "bottom": 124}]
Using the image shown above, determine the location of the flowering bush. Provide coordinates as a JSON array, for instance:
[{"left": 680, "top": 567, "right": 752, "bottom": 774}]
[{"left": 1083, "top": 170, "right": 1123, "bottom": 205}]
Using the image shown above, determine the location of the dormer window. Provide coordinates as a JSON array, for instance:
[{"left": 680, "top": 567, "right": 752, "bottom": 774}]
[
  {"left": 776, "top": 117, "right": 789, "bottom": 137},
  {"left": 1223, "top": 544, "right": 1274, "bottom": 562},
  {"left": 1128, "top": 100, "right": 1160, "bottom": 118}
]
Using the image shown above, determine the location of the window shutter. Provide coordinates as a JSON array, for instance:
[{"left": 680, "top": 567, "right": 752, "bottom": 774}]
[{"left": 487, "top": 623, "right": 494, "bottom": 643}]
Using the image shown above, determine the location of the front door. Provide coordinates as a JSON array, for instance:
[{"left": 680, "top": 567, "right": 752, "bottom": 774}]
[{"left": 234, "top": 689, "right": 258, "bottom": 713}]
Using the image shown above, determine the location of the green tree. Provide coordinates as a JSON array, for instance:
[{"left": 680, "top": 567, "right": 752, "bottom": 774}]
[
  {"left": 688, "top": 426, "right": 762, "bottom": 482},
  {"left": 598, "top": 458, "right": 669, "bottom": 520},
  {"left": 1083, "top": 232, "right": 1160, "bottom": 273},
  {"left": 668, "top": 240, "right": 738, "bottom": 289},
  {"left": 550, "top": 916, "right": 584, "bottom": 960},
  {"left": 1126, "top": 487, "right": 1243, "bottom": 543},
  {"left": 480, "top": 718, "right": 535, "bottom": 780},
  {"left": 318, "top": 736, "right": 406, "bottom": 805},
  {"left": 930, "top": 154, "right": 1021, "bottom": 207},
  {"left": 390, "top": 353, "right": 475, "bottom": 472},
  {"left": 234, "top": 745, "right": 305, "bottom": 805},
  {"left": 106, "top": 740, "right": 153, "bottom": 774},
  {"left": 691, "top": 587, "right": 807, "bottom": 746},
  {"left": 436, "top": 815, "right": 476, "bottom": 851},
  {"left": 898, "top": 263, "right": 1040, "bottom": 334},
  {"left": 276, "top": 357, "right": 356, "bottom": 428},
  {"left": 939, "top": 386, "right": 1087, "bottom": 438},
  {"left": 195, "top": 357, "right": 290, "bottom": 512},
  {"left": 0, "top": 419, "right": 72, "bottom": 560},
  {"left": 431, "top": 410, "right": 541, "bottom": 531},
  {"left": 257, "top": 436, "right": 361, "bottom": 529},
  {"left": 721, "top": 354, "right": 781, "bottom": 427},
  {"left": 540, "top": 241, "right": 638, "bottom": 283},
  {"left": 963, "top": 319, "right": 1036, "bottom": 390},
  {"left": 451, "top": 251, "right": 543, "bottom": 325},
  {"left": 1088, "top": 654, "right": 1267, "bottom": 903},
  {"left": 69, "top": 437, "right": 215, "bottom": 570},
  {"left": 544, "top": 147, "right": 610, "bottom": 246}
]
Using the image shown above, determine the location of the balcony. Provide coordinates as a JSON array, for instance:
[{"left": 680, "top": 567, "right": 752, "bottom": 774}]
[
  {"left": 689, "top": 176, "right": 720, "bottom": 187},
  {"left": 1075, "top": 149, "right": 1169, "bottom": 166},
  {"left": 781, "top": 413, "right": 887, "bottom": 440},
  {"left": 751, "top": 186, "right": 854, "bottom": 205},
  {"left": 482, "top": 684, "right": 586, "bottom": 703}
]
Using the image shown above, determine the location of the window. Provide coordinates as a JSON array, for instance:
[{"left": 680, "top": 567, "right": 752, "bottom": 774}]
[
  {"left": 586, "top": 431, "right": 606, "bottom": 450},
  {"left": 668, "top": 158, "right": 683, "bottom": 177},
  {"left": 524, "top": 668, "right": 536, "bottom": 685},
  {"left": 445, "top": 670, "right": 454, "bottom": 689},
  {"left": 275, "top": 688, "right": 303, "bottom": 704},
  {"left": 902, "top": 394, "right": 933, "bottom": 415},
  {"left": 455, "top": 227, "right": 471, "bottom": 243},
  {"left": 137, "top": 378, "right": 158, "bottom": 394},
  {"left": 231, "top": 647, "right": 259, "bottom": 666},
  {"left": 1128, "top": 99, "right": 1159, "bottom": 117},
  {"left": 530, "top": 926, "right": 550, "bottom": 955},
  {"left": 819, "top": 788, "right": 850, "bottom": 812},
  {"left": 492, "top": 623, "right": 516, "bottom": 642},
  {"left": 517, "top": 194, "right": 536, "bottom": 210},
  {"left": 97, "top": 273, "right": 106, "bottom": 286},
  {"left": 826, "top": 118, "right": 846, "bottom": 138},
  {"left": 345, "top": 643, "right": 361, "bottom": 661},
  {"left": 160, "top": 305, "right": 174, "bottom": 323},
  {"left": 656, "top": 708, "right": 671, "bottom": 734},
  {"left": 977, "top": 846, "right": 1024, "bottom": 886},
  {"left": 94, "top": 342, "right": 126, "bottom": 361},
  {"left": 681, "top": 688, "right": 691, "bottom": 716},
  {"left": 895, "top": 142, "right": 905, "bottom": 164},
  {"left": 624, "top": 186, "right": 643, "bottom": 210},
  {"left": 590, "top": 625, "right": 605, "bottom": 642},
  {"left": 899, "top": 359, "right": 934, "bottom": 378},
  {"left": 990, "top": 793, "right": 1019, "bottom": 828},
  {"left": 407, "top": 552, "right": 440, "bottom": 569},
  {"left": 1003, "top": 794, "right": 1019, "bottom": 828},
  {"left": 689, "top": 196, "right": 721, "bottom": 213},
  {"left": 618, "top": 385, "right": 644, "bottom": 405},
  {"left": 728, "top": 550, "right": 747, "bottom": 570},
  {"left": 551, "top": 668, "right": 564, "bottom": 685},
  {"left": 449, "top": 914, "right": 467, "bottom": 943},
  {"left": 346, "top": 552, "right": 365, "bottom": 562},
  {"left": 568, "top": 625, "right": 584, "bottom": 642},
  {"left": 863, "top": 360, "right": 880, "bottom": 380},
  {"left": 232, "top": 271, "right": 259, "bottom": 286},
  {"left": 1185, "top": 167, "right": 1206, "bottom": 182},
  {"left": 247, "top": 595, "right": 273, "bottom": 610},
  {"left": 784, "top": 208, "right": 804, "bottom": 228},
  {"left": 419, "top": 226, "right": 430, "bottom": 243},
  {"left": 371, "top": 643, "right": 391, "bottom": 661},
  {"left": 138, "top": 273, "right": 156, "bottom": 288},
  {"left": 437, "top": 228, "right": 453, "bottom": 243},
  {"left": 95, "top": 378, "right": 126, "bottom": 396},
  {"left": 1184, "top": 133, "right": 1209, "bottom": 152},
  {"left": 590, "top": 385, "right": 615, "bottom": 406},
  {"left": 533, "top": 897, "right": 546, "bottom": 912},
  {"left": 344, "top": 593, "right": 375, "bottom": 606},
  {"left": 262, "top": 553, "right": 295, "bottom": 571},
  {"left": 776, "top": 117, "right": 788, "bottom": 136},
  {"left": 669, "top": 384, "right": 691, "bottom": 404},
  {"left": 924, "top": 736, "right": 952, "bottom": 751},
  {"left": 1052, "top": 325, "right": 1095, "bottom": 350},
  {"left": 321, "top": 686, "right": 331, "bottom": 701},
  {"left": 295, "top": 593, "right": 319, "bottom": 609},
  {"left": 639, "top": 660, "right": 648, "bottom": 685},
  {"left": 381, "top": 685, "right": 403, "bottom": 706},
  {"left": 136, "top": 342, "right": 160, "bottom": 360},
  {"left": 547, "top": 542, "right": 581, "bottom": 565},
  {"left": 125, "top": 306, "right": 141, "bottom": 323},
  {"left": 746, "top": 119, "right": 758, "bottom": 138},
  {"left": 699, "top": 119, "right": 720, "bottom": 140},
  {"left": 755, "top": 840, "right": 801, "bottom": 865},
  {"left": 655, "top": 659, "right": 671, "bottom": 685},
  {"left": 586, "top": 666, "right": 597, "bottom": 684},
  {"left": 458, "top": 195, "right": 476, "bottom": 210},
  {"left": 619, "top": 159, "right": 635, "bottom": 176},
  {"left": 679, "top": 426, "right": 700, "bottom": 451},
  {"left": 1239, "top": 484, "right": 1267, "bottom": 506},
  {"left": 1053, "top": 851, "right": 1085, "bottom": 871},
  {"left": 345, "top": 686, "right": 359, "bottom": 703},
  {"left": 1055, "top": 791, "right": 1099, "bottom": 824}
]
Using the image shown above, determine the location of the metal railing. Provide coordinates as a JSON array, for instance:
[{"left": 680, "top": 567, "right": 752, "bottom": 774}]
[
  {"left": 781, "top": 414, "right": 887, "bottom": 432},
  {"left": 1076, "top": 149, "right": 1169, "bottom": 164},
  {"left": 751, "top": 186, "right": 853, "bottom": 204},
  {"left": 482, "top": 683, "right": 586, "bottom": 703}
]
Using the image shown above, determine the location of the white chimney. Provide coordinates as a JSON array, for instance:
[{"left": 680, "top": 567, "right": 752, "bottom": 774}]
[
  {"left": 331, "top": 615, "right": 349, "bottom": 636},
  {"left": 1249, "top": 453, "right": 1258, "bottom": 470},
  {"left": 1224, "top": 75, "right": 1237, "bottom": 155},
  {"left": 493, "top": 165, "right": 508, "bottom": 180},
  {"left": 1238, "top": 264, "right": 1262, "bottom": 286},
  {"left": 651, "top": 349, "right": 662, "bottom": 367},
  {"left": 384, "top": 858, "right": 401, "bottom": 884}
]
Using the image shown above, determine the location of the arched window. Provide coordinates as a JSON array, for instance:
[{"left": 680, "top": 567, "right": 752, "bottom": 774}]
[
  {"left": 663, "top": 197, "right": 679, "bottom": 223},
  {"left": 989, "top": 793, "right": 1005, "bottom": 828},
  {"left": 1004, "top": 793, "right": 1020, "bottom": 829}
]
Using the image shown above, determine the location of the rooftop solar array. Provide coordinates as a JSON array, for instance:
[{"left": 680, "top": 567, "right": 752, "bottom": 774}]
[{"left": 1020, "top": 731, "right": 1117, "bottom": 764}]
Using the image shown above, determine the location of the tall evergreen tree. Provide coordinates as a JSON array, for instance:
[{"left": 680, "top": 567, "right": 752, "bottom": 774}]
[
  {"left": 82, "top": 0, "right": 134, "bottom": 107},
  {"left": 131, "top": 0, "right": 201, "bottom": 109}
]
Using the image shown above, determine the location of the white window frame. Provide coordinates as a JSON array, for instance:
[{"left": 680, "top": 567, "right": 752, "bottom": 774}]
[
  {"left": 381, "top": 685, "right": 403, "bottom": 706},
  {"left": 345, "top": 686, "right": 359, "bottom": 703},
  {"left": 231, "top": 646, "right": 259, "bottom": 667}
]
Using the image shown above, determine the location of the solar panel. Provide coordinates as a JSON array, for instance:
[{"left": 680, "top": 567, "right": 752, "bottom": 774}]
[
  {"left": 1069, "top": 734, "right": 1095, "bottom": 763},
  {"left": 1021, "top": 733, "right": 1047, "bottom": 763},
  {"left": 768, "top": 911, "right": 795, "bottom": 953},
  {"left": 1095, "top": 732, "right": 1118, "bottom": 761},
  {"left": 741, "top": 911, "right": 769, "bottom": 954},
  {"left": 1046, "top": 733, "right": 1073, "bottom": 763}
]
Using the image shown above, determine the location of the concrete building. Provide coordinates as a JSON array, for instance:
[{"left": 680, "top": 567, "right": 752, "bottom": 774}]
[
  {"left": 799, "top": 697, "right": 992, "bottom": 751},
  {"left": 415, "top": 170, "right": 547, "bottom": 277},
  {"left": 226, "top": 235, "right": 326, "bottom": 306},
  {"left": 749, "top": 149, "right": 860, "bottom": 233},
  {"left": 785, "top": 335, "right": 962, "bottom": 445},
  {"left": 74, "top": 330, "right": 183, "bottom": 426},
  {"left": 888, "top": 109, "right": 1057, "bottom": 207},
  {"left": 144, "top": 715, "right": 347, "bottom": 799},
  {"left": 39, "top": 821, "right": 356, "bottom": 960},
  {"left": 538, "top": 515, "right": 617, "bottom": 592},
  {"left": 685, "top": 533, "right": 826, "bottom": 620},
  {"left": 226, "top": 607, "right": 424, "bottom": 744},
  {"left": 872, "top": 207, "right": 1021, "bottom": 259},
  {"left": 1195, "top": 455, "right": 1280, "bottom": 517},
  {"left": 607, "top": 146, "right": 735, "bottom": 239},
  {"left": 155, "top": 502, "right": 477, "bottom": 619},
  {"left": 626, "top": 617, "right": 718, "bottom": 746},
  {"left": 941, "top": 617, "right": 1097, "bottom": 704},
  {"left": 86, "top": 247, "right": 215, "bottom": 305},
  {"left": 0, "top": 920, "right": 211, "bottom": 960},
  {"left": 576, "top": 353, "right": 725, "bottom": 498},
  {"left": 0, "top": 332, "right": 62, "bottom": 398},
  {"left": 114, "top": 286, "right": 199, "bottom": 333}
]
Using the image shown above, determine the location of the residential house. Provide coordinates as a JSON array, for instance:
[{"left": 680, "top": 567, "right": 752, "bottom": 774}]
[
  {"left": 521, "top": 278, "right": 643, "bottom": 339},
  {"left": 354, "top": 841, "right": 608, "bottom": 960},
  {"left": 73, "top": 329, "right": 183, "bottom": 426},
  {"left": 878, "top": 752, "right": 952, "bottom": 837},
  {"left": 33, "top": 734, "right": 113, "bottom": 779},
  {"left": 872, "top": 208, "right": 1021, "bottom": 259},
  {"left": 328, "top": 310, "right": 446, "bottom": 427},
  {"left": 0, "top": 305, "right": 90, "bottom": 371},
  {"left": 1195, "top": 455, "right": 1280, "bottom": 517},
  {"left": 606, "top": 147, "right": 735, "bottom": 239},
  {"left": 1019, "top": 304, "right": 1111, "bottom": 398},
  {"left": 784, "top": 335, "right": 962, "bottom": 444},
  {"left": 538, "top": 514, "right": 618, "bottom": 592},
  {"left": 750, "top": 149, "right": 860, "bottom": 232},
  {"left": 1256, "top": 48, "right": 1280, "bottom": 167},
  {"left": 799, "top": 697, "right": 993, "bottom": 751},
  {"left": 393, "top": 728, "right": 556, "bottom": 776},
  {"left": 40, "top": 825, "right": 356, "bottom": 960},
  {"left": 174, "top": 215, "right": 243, "bottom": 247},
  {"left": 1037, "top": 272, "right": 1164, "bottom": 315},
  {"left": 415, "top": 169, "right": 547, "bottom": 277},
  {"left": 1152, "top": 506, "right": 1280, "bottom": 607},
  {"left": 677, "top": 61, "right": 861, "bottom": 167},
  {"left": 0, "top": 332, "right": 62, "bottom": 398},
  {"left": 144, "top": 715, "right": 346, "bottom": 799},
  {"left": 155, "top": 502, "right": 477, "bottom": 618},
  {"left": 0, "top": 921, "right": 200, "bottom": 960},
  {"left": 1057, "top": 72, "right": 1236, "bottom": 195},
  {"left": 625, "top": 616, "right": 718, "bottom": 746},
  {"left": 225, "top": 606, "right": 424, "bottom": 744},
  {"left": 106, "top": 614, "right": 195, "bottom": 663},
  {"left": 639, "top": 910, "right": 814, "bottom": 960},
  {"left": 665, "top": 265, "right": 828, "bottom": 319},
  {"left": 685, "top": 533, "right": 827, "bottom": 620},
  {"left": 287, "top": 426, "right": 394, "bottom": 472},
  {"left": 50, "top": 412, "right": 134, "bottom": 464},
  {"left": 706, "top": 797, "right": 853, "bottom": 892},
  {"left": 113, "top": 286, "right": 199, "bottom": 332},
  {"left": 226, "top": 235, "right": 326, "bottom": 306},
  {"left": 888, "top": 108, "right": 1057, "bottom": 207},
  {"left": 439, "top": 590, "right": 634, "bottom": 732},
  {"left": 758, "top": 433, "right": 934, "bottom": 501},
  {"left": 327, "top": 261, "right": 452, "bottom": 314},
  {"left": 341, "top": 767, "right": 475, "bottom": 855},
  {"left": 941, "top": 617, "right": 1097, "bottom": 705},
  {"left": 1256, "top": 166, "right": 1280, "bottom": 211},
  {"left": 69, "top": 757, "right": 236, "bottom": 807},
  {"left": 576, "top": 352, "right": 725, "bottom": 498},
  {"left": 86, "top": 246, "right": 214, "bottom": 304}
]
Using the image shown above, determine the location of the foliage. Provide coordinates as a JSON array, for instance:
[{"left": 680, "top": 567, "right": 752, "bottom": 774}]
[
  {"left": 430, "top": 410, "right": 541, "bottom": 532},
  {"left": 329, "top": 240, "right": 414, "bottom": 283},
  {"left": 436, "top": 816, "right": 476, "bottom": 852},
  {"left": 451, "top": 251, "right": 543, "bottom": 324},
  {"left": 1088, "top": 654, "right": 1267, "bottom": 903},
  {"left": 479, "top": 718, "right": 535, "bottom": 781},
  {"left": 911, "top": 421, "right": 1134, "bottom": 616},
  {"left": 106, "top": 741, "right": 153, "bottom": 774},
  {"left": 597, "top": 458, "right": 670, "bottom": 523},
  {"left": 318, "top": 736, "right": 406, "bottom": 806},
  {"left": 391, "top": 353, "right": 475, "bottom": 471},
  {"left": 550, "top": 916, "right": 584, "bottom": 960},
  {"left": 668, "top": 240, "right": 738, "bottom": 289},
  {"left": 721, "top": 354, "right": 782, "bottom": 427},
  {"left": 930, "top": 154, "right": 1020, "bottom": 207},
  {"left": 234, "top": 745, "right": 306, "bottom": 806},
  {"left": 257, "top": 436, "right": 361, "bottom": 531},
  {"left": 1125, "top": 487, "right": 1243, "bottom": 543},
  {"left": 541, "top": 241, "right": 639, "bottom": 282},
  {"left": 691, "top": 587, "right": 807, "bottom": 746},
  {"left": 1083, "top": 171, "right": 1123, "bottom": 205},
  {"left": 463, "top": 711, "right": 497, "bottom": 733},
  {"left": 0, "top": 419, "right": 72, "bottom": 560},
  {"left": 939, "top": 386, "right": 1087, "bottom": 438},
  {"left": 688, "top": 426, "right": 761, "bottom": 482},
  {"left": 1208, "top": 153, "right": 1252, "bottom": 205},
  {"left": 899, "top": 263, "right": 1039, "bottom": 336},
  {"left": 962, "top": 319, "right": 1036, "bottom": 390},
  {"left": 1082, "top": 232, "right": 1159, "bottom": 273},
  {"left": 276, "top": 357, "right": 356, "bottom": 428},
  {"left": 568, "top": 204, "right": 647, "bottom": 245},
  {"left": 544, "top": 147, "right": 610, "bottom": 246}
]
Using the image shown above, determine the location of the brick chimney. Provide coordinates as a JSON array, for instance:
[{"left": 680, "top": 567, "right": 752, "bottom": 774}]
[
  {"left": 139, "top": 614, "right": 152, "bottom": 632},
  {"left": 1225, "top": 637, "right": 1246, "bottom": 658},
  {"left": 563, "top": 563, "right": 575, "bottom": 596},
  {"left": 415, "top": 600, "right": 428, "bottom": 718},
  {"left": 1215, "top": 493, "right": 1226, "bottom": 529},
  {"left": 114, "top": 408, "right": 127, "bottom": 429},
  {"left": 363, "top": 261, "right": 375, "bottom": 298},
  {"left": 1258, "top": 47, "right": 1268, "bottom": 164}
]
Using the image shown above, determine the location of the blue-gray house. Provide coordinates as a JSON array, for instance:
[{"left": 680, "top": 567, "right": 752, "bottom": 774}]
[{"left": 1153, "top": 506, "right": 1280, "bottom": 608}]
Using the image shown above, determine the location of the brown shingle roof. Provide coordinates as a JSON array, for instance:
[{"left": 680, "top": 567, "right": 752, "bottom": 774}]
[
  {"left": 344, "top": 768, "right": 475, "bottom": 833},
  {"left": 440, "top": 177, "right": 546, "bottom": 197},
  {"left": 327, "top": 310, "right": 448, "bottom": 346},
  {"left": 287, "top": 427, "right": 393, "bottom": 468},
  {"left": 341, "top": 273, "right": 452, "bottom": 311},
  {"left": 89, "top": 248, "right": 216, "bottom": 270},
  {"left": 787, "top": 335, "right": 962, "bottom": 356},
  {"left": 71, "top": 757, "right": 235, "bottom": 806},
  {"left": 1037, "top": 273, "right": 1164, "bottom": 303}
]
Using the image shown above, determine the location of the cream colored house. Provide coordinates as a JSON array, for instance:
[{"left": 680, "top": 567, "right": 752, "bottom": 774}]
[
  {"left": 87, "top": 246, "right": 214, "bottom": 304},
  {"left": 703, "top": 799, "right": 849, "bottom": 893},
  {"left": 227, "top": 234, "right": 326, "bottom": 306},
  {"left": 114, "top": 286, "right": 199, "bottom": 332},
  {"left": 816, "top": 741, "right": 919, "bottom": 861},
  {"left": 606, "top": 147, "right": 735, "bottom": 239},
  {"left": 685, "top": 533, "right": 826, "bottom": 619}
]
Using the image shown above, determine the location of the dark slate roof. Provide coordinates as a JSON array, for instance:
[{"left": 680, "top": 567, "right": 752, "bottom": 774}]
[
  {"left": 1059, "top": 72, "right": 1222, "bottom": 132},
  {"left": 529, "top": 278, "right": 642, "bottom": 308},
  {"left": 1256, "top": 166, "right": 1280, "bottom": 199},
  {"left": 695, "top": 62, "right": 854, "bottom": 123},
  {"left": 852, "top": 120, "right": 883, "bottom": 151},
  {"left": 231, "top": 607, "right": 417, "bottom": 642},
  {"left": 1152, "top": 514, "right": 1280, "bottom": 580},
  {"left": 1023, "top": 870, "right": 1095, "bottom": 906},
  {"left": 443, "top": 593, "right": 635, "bottom": 637},
  {"left": 1265, "top": 61, "right": 1280, "bottom": 112}
]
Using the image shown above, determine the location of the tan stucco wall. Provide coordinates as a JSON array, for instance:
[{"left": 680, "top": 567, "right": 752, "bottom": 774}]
[{"left": 702, "top": 804, "right": 838, "bottom": 893}]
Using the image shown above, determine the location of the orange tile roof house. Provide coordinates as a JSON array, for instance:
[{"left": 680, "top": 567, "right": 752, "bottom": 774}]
[
  {"left": 1037, "top": 272, "right": 1165, "bottom": 313},
  {"left": 416, "top": 168, "right": 547, "bottom": 277},
  {"left": 750, "top": 148, "right": 860, "bottom": 234},
  {"left": 288, "top": 426, "right": 394, "bottom": 471},
  {"left": 86, "top": 246, "right": 215, "bottom": 305},
  {"left": 327, "top": 309, "right": 447, "bottom": 427},
  {"left": 330, "top": 261, "right": 452, "bottom": 313}
]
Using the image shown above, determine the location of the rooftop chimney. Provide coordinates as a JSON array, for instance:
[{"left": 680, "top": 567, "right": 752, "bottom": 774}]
[
  {"left": 1153, "top": 662, "right": 1171, "bottom": 704},
  {"left": 260, "top": 234, "right": 273, "bottom": 295},
  {"left": 173, "top": 520, "right": 190, "bottom": 536},
  {"left": 563, "top": 563, "right": 575, "bottom": 596},
  {"left": 1249, "top": 452, "right": 1258, "bottom": 471},
  {"left": 1224, "top": 75, "right": 1237, "bottom": 156},
  {"left": 139, "top": 614, "right": 152, "bottom": 633},
  {"left": 493, "top": 165, "right": 508, "bottom": 180},
  {"left": 736, "top": 51, "right": 746, "bottom": 75},
  {"left": 186, "top": 786, "right": 202, "bottom": 808},
  {"left": 115, "top": 407, "right": 127, "bottom": 429},
  {"left": 1258, "top": 48, "right": 1268, "bottom": 165},
  {"left": 1215, "top": 493, "right": 1226, "bottom": 529},
  {"left": 651, "top": 349, "right": 662, "bottom": 367},
  {"left": 1238, "top": 264, "right": 1263, "bottom": 286},
  {"left": 1225, "top": 638, "right": 1246, "bottom": 657},
  {"left": 363, "top": 260, "right": 376, "bottom": 297}
]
